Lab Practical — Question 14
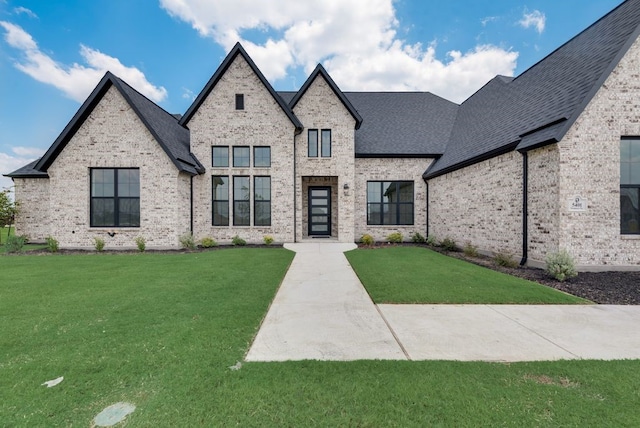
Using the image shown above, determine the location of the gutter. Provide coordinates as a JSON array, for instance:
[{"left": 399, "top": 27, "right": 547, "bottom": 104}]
[{"left": 520, "top": 151, "right": 528, "bottom": 266}]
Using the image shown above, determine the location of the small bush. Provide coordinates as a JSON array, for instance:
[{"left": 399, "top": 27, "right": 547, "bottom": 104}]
[
  {"left": 263, "top": 235, "right": 274, "bottom": 246},
  {"left": 135, "top": 236, "right": 146, "bottom": 252},
  {"left": 494, "top": 250, "right": 518, "bottom": 268},
  {"left": 179, "top": 233, "right": 196, "bottom": 250},
  {"left": 46, "top": 236, "right": 59, "bottom": 253},
  {"left": 545, "top": 250, "right": 578, "bottom": 282},
  {"left": 5, "top": 235, "right": 27, "bottom": 253},
  {"left": 232, "top": 235, "right": 246, "bottom": 246},
  {"left": 360, "top": 234, "right": 374, "bottom": 246},
  {"left": 200, "top": 237, "right": 217, "bottom": 248},
  {"left": 426, "top": 235, "right": 439, "bottom": 247},
  {"left": 94, "top": 237, "right": 105, "bottom": 252},
  {"left": 386, "top": 232, "right": 403, "bottom": 243},
  {"left": 463, "top": 241, "right": 478, "bottom": 257},
  {"left": 411, "top": 232, "right": 426, "bottom": 243},
  {"left": 440, "top": 237, "right": 457, "bottom": 252}
]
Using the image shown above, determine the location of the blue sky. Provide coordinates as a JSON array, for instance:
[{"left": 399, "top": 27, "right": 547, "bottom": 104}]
[{"left": 0, "top": 0, "right": 624, "bottom": 191}]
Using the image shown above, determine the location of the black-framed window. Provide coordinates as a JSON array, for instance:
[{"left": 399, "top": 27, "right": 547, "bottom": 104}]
[
  {"left": 212, "top": 146, "right": 229, "bottom": 167},
  {"left": 254, "top": 176, "right": 271, "bottom": 226},
  {"left": 235, "top": 94, "right": 244, "bottom": 110},
  {"left": 308, "top": 129, "right": 318, "bottom": 157},
  {"left": 233, "top": 176, "right": 250, "bottom": 226},
  {"left": 212, "top": 176, "right": 229, "bottom": 226},
  {"left": 621, "top": 137, "right": 640, "bottom": 234},
  {"left": 90, "top": 168, "right": 140, "bottom": 227},
  {"left": 321, "top": 129, "right": 331, "bottom": 157},
  {"left": 367, "top": 181, "right": 414, "bottom": 225},
  {"left": 233, "top": 146, "right": 250, "bottom": 167},
  {"left": 254, "top": 147, "right": 271, "bottom": 167}
]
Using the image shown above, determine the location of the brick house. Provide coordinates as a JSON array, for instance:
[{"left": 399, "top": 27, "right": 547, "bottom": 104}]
[{"left": 6, "top": 0, "right": 640, "bottom": 270}]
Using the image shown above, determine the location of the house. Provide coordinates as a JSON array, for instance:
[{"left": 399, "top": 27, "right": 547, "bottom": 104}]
[{"left": 6, "top": 0, "right": 640, "bottom": 271}]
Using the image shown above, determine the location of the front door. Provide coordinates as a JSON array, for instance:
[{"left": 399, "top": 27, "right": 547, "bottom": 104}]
[{"left": 308, "top": 187, "right": 331, "bottom": 236}]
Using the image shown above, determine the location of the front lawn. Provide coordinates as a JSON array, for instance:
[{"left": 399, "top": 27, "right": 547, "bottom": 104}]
[
  {"left": 3, "top": 249, "right": 638, "bottom": 426},
  {"left": 346, "top": 246, "right": 588, "bottom": 304}
]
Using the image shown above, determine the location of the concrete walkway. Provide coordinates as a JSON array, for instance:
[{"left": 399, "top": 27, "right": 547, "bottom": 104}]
[{"left": 245, "top": 243, "right": 640, "bottom": 362}]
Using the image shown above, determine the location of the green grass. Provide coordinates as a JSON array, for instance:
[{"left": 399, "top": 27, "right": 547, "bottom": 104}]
[
  {"left": 3, "top": 250, "right": 639, "bottom": 426},
  {"left": 0, "top": 225, "right": 13, "bottom": 244},
  {"left": 346, "top": 246, "right": 588, "bottom": 304}
]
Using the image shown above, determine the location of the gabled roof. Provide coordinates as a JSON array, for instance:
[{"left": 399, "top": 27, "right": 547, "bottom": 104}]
[
  {"left": 289, "top": 64, "right": 363, "bottom": 129},
  {"left": 5, "top": 159, "right": 48, "bottom": 178},
  {"left": 180, "top": 42, "right": 303, "bottom": 131},
  {"left": 425, "top": 0, "right": 640, "bottom": 179},
  {"left": 10, "top": 72, "right": 204, "bottom": 178}
]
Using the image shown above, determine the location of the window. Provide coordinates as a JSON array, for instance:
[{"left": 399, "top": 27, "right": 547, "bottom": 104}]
[
  {"left": 254, "top": 176, "right": 271, "bottom": 226},
  {"left": 212, "top": 146, "right": 229, "bottom": 167},
  {"left": 621, "top": 138, "right": 640, "bottom": 234},
  {"left": 233, "top": 176, "right": 250, "bottom": 226},
  {"left": 233, "top": 146, "right": 250, "bottom": 167},
  {"left": 367, "top": 181, "right": 414, "bottom": 225},
  {"left": 321, "top": 129, "right": 331, "bottom": 157},
  {"left": 308, "top": 129, "right": 318, "bottom": 157},
  {"left": 212, "top": 176, "right": 229, "bottom": 226},
  {"left": 235, "top": 94, "right": 244, "bottom": 110},
  {"left": 90, "top": 168, "right": 140, "bottom": 227},
  {"left": 254, "top": 147, "right": 271, "bottom": 167}
]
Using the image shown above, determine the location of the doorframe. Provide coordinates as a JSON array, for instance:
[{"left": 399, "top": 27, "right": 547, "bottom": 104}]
[{"left": 308, "top": 186, "right": 332, "bottom": 236}]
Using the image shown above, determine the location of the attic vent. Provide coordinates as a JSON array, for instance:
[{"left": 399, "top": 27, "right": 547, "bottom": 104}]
[{"left": 235, "top": 94, "right": 244, "bottom": 110}]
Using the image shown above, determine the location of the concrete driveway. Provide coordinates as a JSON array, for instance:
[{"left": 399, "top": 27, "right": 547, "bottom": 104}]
[{"left": 245, "top": 243, "right": 640, "bottom": 362}]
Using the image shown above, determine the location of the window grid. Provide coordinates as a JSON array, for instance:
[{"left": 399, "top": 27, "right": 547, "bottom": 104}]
[
  {"left": 212, "top": 146, "right": 229, "bottom": 167},
  {"left": 212, "top": 176, "right": 229, "bottom": 226},
  {"left": 90, "top": 168, "right": 140, "bottom": 227},
  {"left": 233, "top": 176, "right": 250, "bottom": 226},
  {"left": 254, "top": 176, "right": 271, "bottom": 226},
  {"left": 254, "top": 147, "right": 271, "bottom": 167},
  {"left": 366, "top": 181, "right": 414, "bottom": 226},
  {"left": 621, "top": 138, "right": 640, "bottom": 234},
  {"left": 233, "top": 146, "right": 250, "bottom": 167}
]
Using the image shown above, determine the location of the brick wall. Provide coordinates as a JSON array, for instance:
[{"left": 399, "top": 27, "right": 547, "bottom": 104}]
[{"left": 13, "top": 177, "right": 50, "bottom": 242}]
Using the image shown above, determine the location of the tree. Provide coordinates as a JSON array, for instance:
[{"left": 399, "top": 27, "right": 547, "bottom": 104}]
[{"left": 0, "top": 189, "right": 18, "bottom": 245}]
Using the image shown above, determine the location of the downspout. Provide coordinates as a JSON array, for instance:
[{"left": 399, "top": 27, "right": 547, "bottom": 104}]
[
  {"left": 293, "top": 133, "right": 297, "bottom": 243},
  {"left": 520, "top": 151, "right": 528, "bottom": 266},
  {"left": 190, "top": 175, "right": 194, "bottom": 235},
  {"left": 425, "top": 179, "right": 429, "bottom": 238}
]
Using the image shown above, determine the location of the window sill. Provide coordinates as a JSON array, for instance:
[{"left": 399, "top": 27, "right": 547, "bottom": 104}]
[
  {"left": 366, "top": 224, "right": 415, "bottom": 227},
  {"left": 621, "top": 234, "right": 640, "bottom": 240}
]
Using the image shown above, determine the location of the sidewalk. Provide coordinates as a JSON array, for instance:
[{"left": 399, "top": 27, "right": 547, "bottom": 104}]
[{"left": 245, "top": 243, "right": 640, "bottom": 362}]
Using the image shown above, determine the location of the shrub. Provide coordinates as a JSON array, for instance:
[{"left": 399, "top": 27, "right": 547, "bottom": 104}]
[
  {"left": 411, "top": 232, "right": 426, "bottom": 243},
  {"left": 263, "top": 235, "right": 274, "bottom": 246},
  {"left": 545, "top": 250, "right": 578, "bottom": 282},
  {"left": 200, "top": 237, "right": 217, "bottom": 248},
  {"left": 463, "top": 241, "right": 478, "bottom": 257},
  {"left": 232, "top": 235, "right": 246, "bottom": 246},
  {"left": 179, "top": 233, "right": 196, "bottom": 250},
  {"left": 440, "top": 237, "right": 457, "bottom": 252},
  {"left": 135, "top": 236, "right": 146, "bottom": 252},
  {"left": 360, "top": 234, "right": 374, "bottom": 246},
  {"left": 386, "top": 232, "right": 403, "bottom": 243},
  {"left": 494, "top": 250, "right": 518, "bottom": 268},
  {"left": 5, "top": 234, "right": 27, "bottom": 253},
  {"left": 94, "top": 237, "right": 105, "bottom": 252},
  {"left": 46, "top": 236, "right": 59, "bottom": 253},
  {"left": 426, "top": 234, "right": 439, "bottom": 247}
]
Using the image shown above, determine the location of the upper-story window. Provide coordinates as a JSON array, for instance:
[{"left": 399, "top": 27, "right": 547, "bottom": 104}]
[
  {"left": 212, "top": 146, "right": 229, "bottom": 167},
  {"left": 254, "top": 147, "right": 271, "bottom": 167},
  {"left": 621, "top": 137, "right": 640, "bottom": 234},
  {"left": 308, "top": 129, "right": 331, "bottom": 158},
  {"left": 235, "top": 94, "right": 244, "bottom": 110},
  {"left": 233, "top": 146, "right": 250, "bottom": 167}
]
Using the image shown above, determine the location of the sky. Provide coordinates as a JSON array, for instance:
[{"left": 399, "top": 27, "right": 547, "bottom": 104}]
[{"left": 0, "top": 0, "right": 625, "bottom": 192}]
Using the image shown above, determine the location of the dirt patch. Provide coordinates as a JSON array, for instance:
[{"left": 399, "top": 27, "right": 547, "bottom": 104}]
[{"left": 524, "top": 374, "right": 578, "bottom": 388}]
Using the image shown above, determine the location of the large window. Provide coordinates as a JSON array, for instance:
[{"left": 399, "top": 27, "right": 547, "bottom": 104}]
[
  {"left": 254, "top": 176, "right": 271, "bottom": 226},
  {"left": 254, "top": 147, "right": 271, "bottom": 167},
  {"left": 212, "top": 176, "right": 229, "bottom": 226},
  {"left": 621, "top": 138, "right": 640, "bottom": 234},
  {"left": 90, "top": 168, "right": 140, "bottom": 227},
  {"left": 233, "top": 176, "right": 250, "bottom": 226},
  {"left": 367, "top": 181, "right": 414, "bottom": 225},
  {"left": 233, "top": 146, "right": 250, "bottom": 167},
  {"left": 308, "top": 129, "right": 331, "bottom": 158},
  {"left": 212, "top": 146, "right": 229, "bottom": 167}
]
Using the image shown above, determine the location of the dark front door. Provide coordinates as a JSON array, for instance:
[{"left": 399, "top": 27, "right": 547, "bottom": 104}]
[{"left": 308, "top": 187, "right": 331, "bottom": 236}]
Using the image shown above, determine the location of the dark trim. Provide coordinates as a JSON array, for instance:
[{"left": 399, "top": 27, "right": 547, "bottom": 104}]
[
  {"left": 308, "top": 186, "right": 332, "bottom": 236},
  {"left": 425, "top": 180, "right": 429, "bottom": 238},
  {"left": 180, "top": 43, "right": 303, "bottom": 132},
  {"left": 4, "top": 173, "right": 49, "bottom": 179},
  {"left": 516, "top": 138, "right": 559, "bottom": 154},
  {"left": 356, "top": 153, "right": 441, "bottom": 159},
  {"left": 289, "top": 64, "right": 363, "bottom": 129},
  {"left": 520, "top": 152, "right": 528, "bottom": 266},
  {"left": 365, "top": 181, "right": 415, "bottom": 226},
  {"left": 293, "top": 134, "right": 297, "bottom": 242},
  {"left": 190, "top": 175, "right": 194, "bottom": 234},
  {"left": 519, "top": 117, "right": 568, "bottom": 138},
  {"left": 321, "top": 129, "right": 331, "bottom": 158},
  {"left": 89, "top": 167, "right": 140, "bottom": 228},
  {"left": 235, "top": 93, "right": 244, "bottom": 110},
  {"left": 253, "top": 176, "right": 271, "bottom": 227}
]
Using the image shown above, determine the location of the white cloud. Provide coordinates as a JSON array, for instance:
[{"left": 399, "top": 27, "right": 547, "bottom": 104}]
[
  {"left": 0, "top": 21, "right": 167, "bottom": 103},
  {"left": 13, "top": 6, "right": 38, "bottom": 19},
  {"left": 12, "top": 146, "right": 45, "bottom": 157},
  {"left": 0, "top": 149, "right": 41, "bottom": 192},
  {"left": 481, "top": 16, "right": 498, "bottom": 26},
  {"left": 519, "top": 9, "right": 546, "bottom": 34},
  {"left": 159, "top": 0, "right": 518, "bottom": 103}
]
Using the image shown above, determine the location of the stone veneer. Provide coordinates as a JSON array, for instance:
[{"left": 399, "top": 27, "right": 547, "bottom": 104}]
[
  {"left": 13, "top": 177, "right": 49, "bottom": 242},
  {"left": 44, "top": 85, "right": 191, "bottom": 249},
  {"left": 354, "top": 158, "right": 431, "bottom": 242},
  {"left": 189, "top": 54, "right": 297, "bottom": 244}
]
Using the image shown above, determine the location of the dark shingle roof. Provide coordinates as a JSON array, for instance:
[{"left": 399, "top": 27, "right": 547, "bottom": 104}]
[
  {"left": 5, "top": 159, "right": 48, "bottom": 178},
  {"left": 425, "top": 0, "right": 640, "bottom": 178}
]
